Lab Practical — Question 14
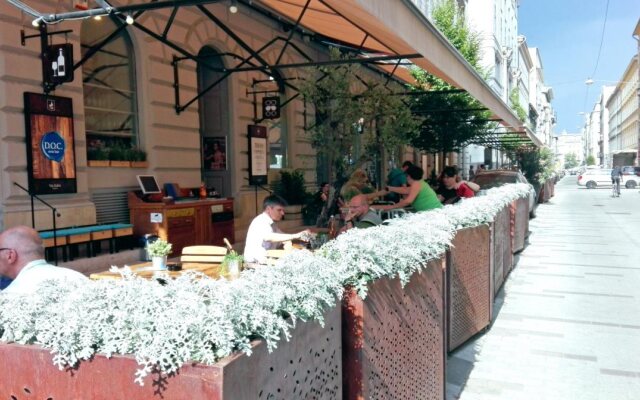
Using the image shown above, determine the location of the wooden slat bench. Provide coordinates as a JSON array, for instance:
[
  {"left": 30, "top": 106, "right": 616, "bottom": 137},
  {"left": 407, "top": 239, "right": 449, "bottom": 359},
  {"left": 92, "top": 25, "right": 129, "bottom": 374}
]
[{"left": 39, "top": 223, "right": 134, "bottom": 261}]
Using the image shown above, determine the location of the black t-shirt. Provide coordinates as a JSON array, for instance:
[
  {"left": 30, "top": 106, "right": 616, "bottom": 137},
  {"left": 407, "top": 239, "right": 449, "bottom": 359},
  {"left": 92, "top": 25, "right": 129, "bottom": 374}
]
[{"left": 436, "top": 186, "right": 458, "bottom": 204}]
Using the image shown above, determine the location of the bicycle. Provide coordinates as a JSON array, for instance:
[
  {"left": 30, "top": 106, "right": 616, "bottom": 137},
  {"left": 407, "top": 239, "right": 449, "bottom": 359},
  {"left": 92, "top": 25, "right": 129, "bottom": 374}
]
[{"left": 611, "top": 178, "right": 621, "bottom": 197}]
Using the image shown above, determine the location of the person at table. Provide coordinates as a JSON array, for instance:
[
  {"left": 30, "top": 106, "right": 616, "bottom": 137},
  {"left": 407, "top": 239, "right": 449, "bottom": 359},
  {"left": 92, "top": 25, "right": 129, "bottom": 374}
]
[
  {"left": 0, "top": 226, "right": 88, "bottom": 295},
  {"left": 385, "top": 161, "right": 413, "bottom": 203},
  {"left": 341, "top": 194, "right": 383, "bottom": 232},
  {"left": 436, "top": 166, "right": 479, "bottom": 204},
  {"left": 378, "top": 165, "right": 442, "bottom": 212},
  {"left": 244, "top": 195, "right": 311, "bottom": 265}
]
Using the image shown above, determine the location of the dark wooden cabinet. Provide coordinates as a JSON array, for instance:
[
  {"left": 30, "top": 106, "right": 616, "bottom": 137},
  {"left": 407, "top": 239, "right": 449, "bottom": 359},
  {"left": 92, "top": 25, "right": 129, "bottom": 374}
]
[{"left": 128, "top": 192, "right": 234, "bottom": 256}]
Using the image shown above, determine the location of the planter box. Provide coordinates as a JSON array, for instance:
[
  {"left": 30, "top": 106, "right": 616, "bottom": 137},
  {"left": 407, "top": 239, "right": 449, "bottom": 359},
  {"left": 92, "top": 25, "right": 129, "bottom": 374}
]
[
  {"left": 0, "top": 306, "right": 342, "bottom": 399},
  {"left": 342, "top": 258, "right": 446, "bottom": 400},
  {"left": 447, "top": 225, "right": 493, "bottom": 352},
  {"left": 510, "top": 197, "right": 529, "bottom": 254},
  {"left": 492, "top": 206, "right": 513, "bottom": 295},
  {"left": 87, "top": 160, "right": 110, "bottom": 167},
  {"left": 110, "top": 160, "right": 131, "bottom": 167},
  {"left": 131, "top": 161, "right": 149, "bottom": 168}
]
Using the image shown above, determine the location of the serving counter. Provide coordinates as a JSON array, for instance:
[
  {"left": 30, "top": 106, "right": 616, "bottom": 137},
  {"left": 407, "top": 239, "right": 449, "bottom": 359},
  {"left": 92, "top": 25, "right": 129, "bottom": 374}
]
[{"left": 128, "top": 192, "right": 234, "bottom": 256}]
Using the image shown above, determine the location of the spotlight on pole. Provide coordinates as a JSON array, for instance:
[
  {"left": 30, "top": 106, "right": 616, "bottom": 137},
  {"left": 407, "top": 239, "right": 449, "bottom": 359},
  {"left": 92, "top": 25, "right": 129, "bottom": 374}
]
[
  {"left": 585, "top": 78, "right": 594, "bottom": 86},
  {"left": 125, "top": 14, "right": 134, "bottom": 25},
  {"left": 31, "top": 17, "right": 41, "bottom": 27}
]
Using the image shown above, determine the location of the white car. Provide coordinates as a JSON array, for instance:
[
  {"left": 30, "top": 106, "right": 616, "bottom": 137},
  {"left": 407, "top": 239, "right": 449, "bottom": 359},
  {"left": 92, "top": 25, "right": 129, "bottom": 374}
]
[
  {"left": 472, "top": 170, "right": 537, "bottom": 218},
  {"left": 577, "top": 169, "right": 640, "bottom": 189}
]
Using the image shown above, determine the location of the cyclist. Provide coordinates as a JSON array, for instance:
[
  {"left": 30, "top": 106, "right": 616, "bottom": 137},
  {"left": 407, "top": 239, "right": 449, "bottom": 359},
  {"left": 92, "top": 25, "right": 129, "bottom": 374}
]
[{"left": 611, "top": 166, "right": 623, "bottom": 197}]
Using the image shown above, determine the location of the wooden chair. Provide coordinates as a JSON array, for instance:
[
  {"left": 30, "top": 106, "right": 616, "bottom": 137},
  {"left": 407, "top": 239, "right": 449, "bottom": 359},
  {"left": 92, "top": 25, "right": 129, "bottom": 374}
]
[{"left": 180, "top": 245, "right": 227, "bottom": 271}]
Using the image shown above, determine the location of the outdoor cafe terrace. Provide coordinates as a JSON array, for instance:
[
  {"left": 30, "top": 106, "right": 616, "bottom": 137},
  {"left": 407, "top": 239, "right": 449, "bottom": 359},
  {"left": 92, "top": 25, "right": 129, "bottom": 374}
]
[{"left": 0, "top": 182, "right": 547, "bottom": 399}]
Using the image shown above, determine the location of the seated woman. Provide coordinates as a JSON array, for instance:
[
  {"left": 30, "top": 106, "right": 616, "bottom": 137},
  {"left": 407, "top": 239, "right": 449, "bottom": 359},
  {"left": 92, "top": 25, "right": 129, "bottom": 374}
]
[
  {"left": 436, "top": 166, "right": 479, "bottom": 204},
  {"left": 377, "top": 165, "right": 442, "bottom": 212}
]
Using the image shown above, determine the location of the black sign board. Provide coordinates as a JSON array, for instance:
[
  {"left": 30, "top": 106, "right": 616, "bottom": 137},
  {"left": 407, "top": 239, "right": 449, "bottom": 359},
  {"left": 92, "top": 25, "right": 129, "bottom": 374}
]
[
  {"left": 248, "top": 125, "right": 268, "bottom": 185},
  {"left": 24, "top": 92, "right": 77, "bottom": 195},
  {"left": 262, "top": 96, "right": 280, "bottom": 119},
  {"left": 43, "top": 43, "right": 74, "bottom": 86}
]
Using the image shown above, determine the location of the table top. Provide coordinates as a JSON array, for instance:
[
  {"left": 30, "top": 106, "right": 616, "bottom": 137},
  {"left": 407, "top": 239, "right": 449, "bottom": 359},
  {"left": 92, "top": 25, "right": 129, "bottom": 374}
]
[{"left": 89, "top": 258, "right": 226, "bottom": 280}]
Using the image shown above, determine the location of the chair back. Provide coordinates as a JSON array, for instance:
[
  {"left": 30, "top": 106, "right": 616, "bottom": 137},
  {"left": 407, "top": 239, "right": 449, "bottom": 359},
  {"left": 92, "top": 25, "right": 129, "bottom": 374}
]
[{"left": 181, "top": 245, "right": 227, "bottom": 267}]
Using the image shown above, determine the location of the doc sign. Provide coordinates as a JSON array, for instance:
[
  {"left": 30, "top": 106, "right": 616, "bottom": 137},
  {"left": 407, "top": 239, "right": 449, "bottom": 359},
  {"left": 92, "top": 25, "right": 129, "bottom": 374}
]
[{"left": 40, "top": 131, "right": 66, "bottom": 162}]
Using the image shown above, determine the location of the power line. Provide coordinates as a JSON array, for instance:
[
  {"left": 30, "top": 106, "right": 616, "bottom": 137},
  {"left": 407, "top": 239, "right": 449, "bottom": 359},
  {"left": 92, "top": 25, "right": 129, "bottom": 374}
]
[{"left": 590, "top": 0, "right": 610, "bottom": 79}]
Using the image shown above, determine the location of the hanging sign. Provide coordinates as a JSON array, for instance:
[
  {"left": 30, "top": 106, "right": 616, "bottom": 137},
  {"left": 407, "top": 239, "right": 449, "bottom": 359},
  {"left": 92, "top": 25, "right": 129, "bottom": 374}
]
[
  {"left": 262, "top": 96, "right": 280, "bottom": 119},
  {"left": 43, "top": 43, "right": 74, "bottom": 86},
  {"left": 24, "top": 92, "right": 77, "bottom": 195},
  {"left": 248, "top": 125, "right": 268, "bottom": 185}
]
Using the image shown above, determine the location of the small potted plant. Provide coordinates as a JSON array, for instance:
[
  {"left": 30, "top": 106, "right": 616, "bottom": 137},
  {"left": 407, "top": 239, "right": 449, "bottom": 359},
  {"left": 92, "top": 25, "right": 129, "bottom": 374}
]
[
  {"left": 147, "top": 239, "right": 172, "bottom": 270},
  {"left": 222, "top": 250, "right": 243, "bottom": 277}
]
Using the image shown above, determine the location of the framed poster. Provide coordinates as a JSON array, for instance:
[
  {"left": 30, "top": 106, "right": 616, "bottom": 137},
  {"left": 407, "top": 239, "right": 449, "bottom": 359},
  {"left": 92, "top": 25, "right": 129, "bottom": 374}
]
[
  {"left": 248, "top": 125, "right": 268, "bottom": 185},
  {"left": 203, "top": 137, "right": 227, "bottom": 170},
  {"left": 24, "top": 92, "right": 77, "bottom": 195}
]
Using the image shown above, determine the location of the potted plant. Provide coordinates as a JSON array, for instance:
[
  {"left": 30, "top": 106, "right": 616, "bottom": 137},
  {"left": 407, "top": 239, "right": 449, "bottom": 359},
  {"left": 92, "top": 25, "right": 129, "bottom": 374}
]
[
  {"left": 147, "top": 239, "right": 172, "bottom": 270},
  {"left": 128, "top": 147, "right": 148, "bottom": 168},
  {"left": 87, "top": 147, "right": 110, "bottom": 167},
  {"left": 221, "top": 250, "right": 243, "bottom": 277},
  {"left": 109, "top": 143, "right": 130, "bottom": 167}
]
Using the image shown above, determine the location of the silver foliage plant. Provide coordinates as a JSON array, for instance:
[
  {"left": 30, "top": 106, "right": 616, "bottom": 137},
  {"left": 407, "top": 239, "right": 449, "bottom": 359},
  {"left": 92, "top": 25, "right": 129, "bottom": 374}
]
[{"left": 0, "top": 184, "right": 529, "bottom": 385}]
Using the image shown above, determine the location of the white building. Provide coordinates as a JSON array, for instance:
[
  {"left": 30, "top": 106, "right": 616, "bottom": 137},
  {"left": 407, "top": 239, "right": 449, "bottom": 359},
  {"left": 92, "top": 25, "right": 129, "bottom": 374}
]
[
  {"left": 516, "top": 35, "right": 533, "bottom": 128},
  {"left": 555, "top": 132, "right": 583, "bottom": 168},
  {"left": 606, "top": 55, "right": 639, "bottom": 167},
  {"left": 528, "top": 48, "right": 555, "bottom": 146}
]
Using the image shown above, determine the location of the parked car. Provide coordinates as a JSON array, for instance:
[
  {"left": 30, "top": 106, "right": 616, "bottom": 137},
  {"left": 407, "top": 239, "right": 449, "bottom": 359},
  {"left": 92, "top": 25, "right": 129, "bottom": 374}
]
[
  {"left": 579, "top": 168, "right": 640, "bottom": 189},
  {"left": 472, "top": 170, "right": 537, "bottom": 218},
  {"left": 621, "top": 166, "right": 640, "bottom": 178}
]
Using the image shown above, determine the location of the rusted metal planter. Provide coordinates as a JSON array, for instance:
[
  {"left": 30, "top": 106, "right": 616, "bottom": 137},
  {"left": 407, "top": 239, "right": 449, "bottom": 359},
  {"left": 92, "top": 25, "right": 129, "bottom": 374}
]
[
  {"left": 446, "top": 224, "right": 493, "bottom": 352},
  {"left": 0, "top": 306, "right": 342, "bottom": 399},
  {"left": 492, "top": 206, "right": 513, "bottom": 295},
  {"left": 510, "top": 196, "right": 530, "bottom": 254},
  {"left": 342, "top": 258, "right": 446, "bottom": 400}
]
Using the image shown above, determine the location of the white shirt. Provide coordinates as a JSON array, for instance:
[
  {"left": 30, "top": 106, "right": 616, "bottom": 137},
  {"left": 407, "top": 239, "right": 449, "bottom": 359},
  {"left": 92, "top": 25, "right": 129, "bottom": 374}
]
[
  {"left": 243, "top": 213, "right": 282, "bottom": 264},
  {"left": 1, "top": 259, "right": 88, "bottom": 295}
]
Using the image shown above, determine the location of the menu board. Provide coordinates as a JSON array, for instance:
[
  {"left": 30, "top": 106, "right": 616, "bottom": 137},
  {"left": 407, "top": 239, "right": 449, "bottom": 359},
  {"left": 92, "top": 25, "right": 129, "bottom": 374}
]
[
  {"left": 24, "top": 92, "right": 77, "bottom": 194},
  {"left": 248, "top": 125, "right": 268, "bottom": 185}
]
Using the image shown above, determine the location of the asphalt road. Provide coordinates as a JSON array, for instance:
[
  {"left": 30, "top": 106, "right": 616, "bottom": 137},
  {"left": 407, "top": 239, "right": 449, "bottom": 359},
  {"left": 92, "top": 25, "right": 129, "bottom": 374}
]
[{"left": 447, "top": 175, "right": 640, "bottom": 400}]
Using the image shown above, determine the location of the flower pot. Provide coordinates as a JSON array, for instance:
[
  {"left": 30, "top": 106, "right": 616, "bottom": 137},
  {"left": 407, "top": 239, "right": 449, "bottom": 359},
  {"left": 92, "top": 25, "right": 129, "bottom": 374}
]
[
  {"left": 130, "top": 161, "right": 149, "bottom": 168},
  {"left": 88, "top": 160, "right": 110, "bottom": 167},
  {"left": 152, "top": 256, "right": 167, "bottom": 270},
  {"left": 227, "top": 260, "right": 240, "bottom": 277},
  {"left": 110, "top": 160, "right": 131, "bottom": 167}
]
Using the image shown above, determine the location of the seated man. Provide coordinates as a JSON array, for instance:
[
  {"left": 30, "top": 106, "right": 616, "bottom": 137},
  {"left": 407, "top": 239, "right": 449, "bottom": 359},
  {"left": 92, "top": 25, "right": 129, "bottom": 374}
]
[
  {"left": 244, "top": 195, "right": 310, "bottom": 264},
  {"left": 436, "top": 166, "right": 479, "bottom": 204},
  {"left": 342, "top": 194, "right": 383, "bottom": 231},
  {"left": 0, "top": 226, "right": 88, "bottom": 295}
]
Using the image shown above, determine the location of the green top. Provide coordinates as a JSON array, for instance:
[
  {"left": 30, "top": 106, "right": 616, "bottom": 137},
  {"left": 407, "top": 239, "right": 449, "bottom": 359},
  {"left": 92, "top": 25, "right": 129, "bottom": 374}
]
[{"left": 412, "top": 181, "right": 442, "bottom": 212}]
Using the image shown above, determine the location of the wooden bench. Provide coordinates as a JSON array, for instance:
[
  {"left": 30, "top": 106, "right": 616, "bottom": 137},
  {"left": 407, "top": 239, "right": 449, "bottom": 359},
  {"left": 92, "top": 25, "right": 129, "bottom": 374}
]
[{"left": 39, "top": 223, "right": 134, "bottom": 261}]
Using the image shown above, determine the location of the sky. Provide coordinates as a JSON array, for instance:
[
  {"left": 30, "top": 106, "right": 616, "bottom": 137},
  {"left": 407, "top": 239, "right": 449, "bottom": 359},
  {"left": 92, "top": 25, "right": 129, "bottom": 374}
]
[{"left": 518, "top": 0, "right": 639, "bottom": 134}]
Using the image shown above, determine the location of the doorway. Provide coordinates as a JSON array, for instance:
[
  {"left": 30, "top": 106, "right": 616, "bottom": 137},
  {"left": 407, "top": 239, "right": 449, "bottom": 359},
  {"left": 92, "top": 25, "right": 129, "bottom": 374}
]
[{"left": 198, "top": 46, "right": 231, "bottom": 197}]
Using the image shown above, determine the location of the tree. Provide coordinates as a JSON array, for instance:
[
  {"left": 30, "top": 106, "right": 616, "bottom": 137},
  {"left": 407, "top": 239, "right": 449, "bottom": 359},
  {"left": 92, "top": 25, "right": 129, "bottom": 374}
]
[
  {"left": 409, "top": 0, "right": 492, "bottom": 154},
  {"left": 564, "top": 153, "right": 578, "bottom": 169},
  {"left": 586, "top": 155, "right": 596, "bottom": 166},
  {"left": 517, "top": 147, "right": 555, "bottom": 187},
  {"left": 300, "top": 48, "right": 420, "bottom": 182}
]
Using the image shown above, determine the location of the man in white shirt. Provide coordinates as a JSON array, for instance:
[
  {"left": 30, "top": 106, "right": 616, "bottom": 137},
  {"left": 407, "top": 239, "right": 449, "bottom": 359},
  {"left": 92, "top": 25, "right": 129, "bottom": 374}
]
[
  {"left": 0, "top": 226, "right": 88, "bottom": 295},
  {"left": 243, "top": 195, "right": 310, "bottom": 264}
]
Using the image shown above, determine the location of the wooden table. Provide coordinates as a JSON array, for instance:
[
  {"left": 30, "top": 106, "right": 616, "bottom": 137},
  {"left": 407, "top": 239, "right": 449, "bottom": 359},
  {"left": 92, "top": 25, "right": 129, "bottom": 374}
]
[{"left": 89, "top": 258, "right": 225, "bottom": 280}]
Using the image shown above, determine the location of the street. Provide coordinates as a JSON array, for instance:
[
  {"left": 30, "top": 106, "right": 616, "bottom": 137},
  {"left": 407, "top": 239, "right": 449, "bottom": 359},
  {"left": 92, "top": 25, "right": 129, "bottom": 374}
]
[{"left": 447, "top": 176, "right": 640, "bottom": 400}]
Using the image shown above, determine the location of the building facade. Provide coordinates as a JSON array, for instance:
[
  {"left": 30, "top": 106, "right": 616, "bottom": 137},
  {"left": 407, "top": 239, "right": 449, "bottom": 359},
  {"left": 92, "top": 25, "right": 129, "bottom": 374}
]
[
  {"left": 555, "top": 132, "right": 583, "bottom": 168},
  {"left": 528, "top": 47, "right": 555, "bottom": 146},
  {"left": 606, "top": 55, "right": 639, "bottom": 167}
]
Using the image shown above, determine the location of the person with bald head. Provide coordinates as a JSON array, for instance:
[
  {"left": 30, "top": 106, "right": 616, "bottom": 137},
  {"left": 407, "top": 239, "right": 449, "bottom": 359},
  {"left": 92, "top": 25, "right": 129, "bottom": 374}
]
[
  {"left": 342, "top": 194, "right": 382, "bottom": 232},
  {"left": 0, "top": 226, "right": 87, "bottom": 295}
]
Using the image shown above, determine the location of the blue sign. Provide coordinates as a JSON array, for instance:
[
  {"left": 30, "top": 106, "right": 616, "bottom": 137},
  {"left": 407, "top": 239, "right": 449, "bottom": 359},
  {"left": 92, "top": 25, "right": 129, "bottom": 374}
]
[{"left": 40, "top": 131, "right": 66, "bottom": 162}]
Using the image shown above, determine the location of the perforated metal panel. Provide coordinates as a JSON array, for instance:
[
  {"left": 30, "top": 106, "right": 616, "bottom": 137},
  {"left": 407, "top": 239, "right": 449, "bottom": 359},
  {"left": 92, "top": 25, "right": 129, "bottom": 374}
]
[
  {"left": 447, "top": 225, "right": 492, "bottom": 352},
  {"left": 492, "top": 206, "right": 512, "bottom": 295},
  {"left": 0, "top": 306, "right": 342, "bottom": 400},
  {"left": 343, "top": 258, "right": 446, "bottom": 400},
  {"left": 511, "top": 197, "right": 529, "bottom": 253}
]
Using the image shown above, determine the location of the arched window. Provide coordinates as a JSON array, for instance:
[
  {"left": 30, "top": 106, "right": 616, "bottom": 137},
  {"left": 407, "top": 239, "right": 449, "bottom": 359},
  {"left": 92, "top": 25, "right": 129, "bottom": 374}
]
[{"left": 81, "top": 18, "right": 138, "bottom": 159}]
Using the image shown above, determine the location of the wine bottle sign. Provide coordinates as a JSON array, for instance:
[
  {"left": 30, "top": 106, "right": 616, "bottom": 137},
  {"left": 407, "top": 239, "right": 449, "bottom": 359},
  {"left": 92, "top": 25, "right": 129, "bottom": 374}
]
[
  {"left": 57, "top": 48, "right": 66, "bottom": 77},
  {"left": 43, "top": 43, "right": 74, "bottom": 85}
]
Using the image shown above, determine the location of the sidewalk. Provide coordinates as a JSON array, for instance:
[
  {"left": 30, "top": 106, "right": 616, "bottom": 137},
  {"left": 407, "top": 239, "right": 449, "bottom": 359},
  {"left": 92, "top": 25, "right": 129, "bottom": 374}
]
[{"left": 447, "top": 177, "right": 640, "bottom": 400}]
